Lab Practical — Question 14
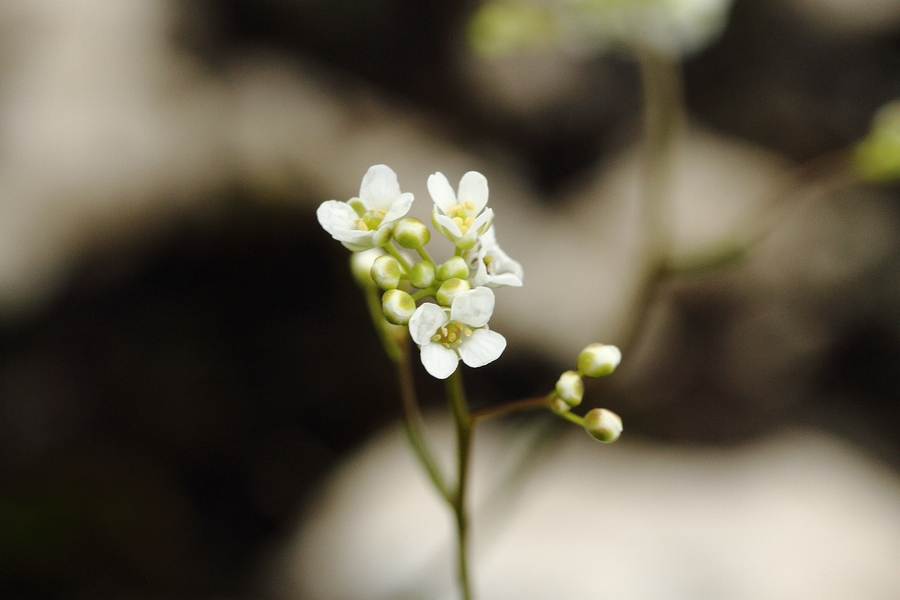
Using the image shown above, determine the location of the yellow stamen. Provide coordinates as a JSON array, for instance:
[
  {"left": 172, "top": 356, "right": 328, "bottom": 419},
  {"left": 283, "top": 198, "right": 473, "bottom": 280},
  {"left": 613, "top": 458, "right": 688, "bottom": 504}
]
[
  {"left": 464, "top": 200, "right": 475, "bottom": 211},
  {"left": 377, "top": 208, "right": 387, "bottom": 216},
  {"left": 463, "top": 328, "right": 472, "bottom": 336},
  {"left": 356, "top": 220, "right": 369, "bottom": 231},
  {"left": 453, "top": 217, "right": 464, "bottom": 228},
  {"left": 464, "top": 216, "right": 474, "bottom": 227},
  {"left": 432, "top": 333, "right": 441, "bottom": 342},
  {"left": 449, "top": 204, "right": 462, "bottom": 216}
]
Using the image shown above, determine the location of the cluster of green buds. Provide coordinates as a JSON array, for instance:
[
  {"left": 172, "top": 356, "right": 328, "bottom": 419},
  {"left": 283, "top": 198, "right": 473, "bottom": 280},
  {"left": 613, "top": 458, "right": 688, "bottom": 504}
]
[
  {"left": 547, "top": 343, "right": 623, "bottom": 443},
  {"left": 321, "top": 165, "right": 623, "bottom": 438},
  {"left": 319, "top": 165, "right": 522, "bottom": 379}
]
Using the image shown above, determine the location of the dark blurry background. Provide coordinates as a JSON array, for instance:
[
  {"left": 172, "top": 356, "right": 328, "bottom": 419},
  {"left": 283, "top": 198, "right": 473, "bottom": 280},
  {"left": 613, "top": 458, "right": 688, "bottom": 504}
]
[{"left": 1, "top": 0, "right": 899, "bottom": 597}]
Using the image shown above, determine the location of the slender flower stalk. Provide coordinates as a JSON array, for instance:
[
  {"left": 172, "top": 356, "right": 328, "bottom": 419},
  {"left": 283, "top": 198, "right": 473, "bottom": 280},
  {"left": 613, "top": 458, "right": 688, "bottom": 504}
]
[
  {"left": 397, "top": 347, "right": 453, "bottom": 504},
  {"left": 447, "top": 369, "right": 474, "bottom": 600}
]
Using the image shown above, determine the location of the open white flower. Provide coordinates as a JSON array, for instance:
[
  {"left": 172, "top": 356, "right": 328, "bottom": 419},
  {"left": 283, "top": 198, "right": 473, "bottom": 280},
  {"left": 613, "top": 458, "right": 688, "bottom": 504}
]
[
  {"left": 408, "top": 287, "right": 507, "bottom": 379},
  {"left": 427, "top": 171, "right": 494, "bottom": 249},
  {"left": 464, "top": 226, "right": 523, "bottom": 288},
  {"left": 317, "top": 165, "right": 414, "bottom": 252}
]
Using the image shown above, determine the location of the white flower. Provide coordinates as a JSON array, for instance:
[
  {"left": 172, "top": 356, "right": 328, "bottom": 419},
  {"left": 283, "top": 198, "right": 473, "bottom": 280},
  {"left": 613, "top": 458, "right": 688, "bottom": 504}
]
[
  {"left": 558, "top": 0, "right": 734, "bottom": 57},
  {"left": 408, "top": 287, "right": 507, "bottom": 379},
  {"left": 464, "top": 226, "right": 523, "bottom": 288},
  {"left": 427, "top": 171, "right": 494, "bottom": 249},
  {"left": 317, "top": 165, "right": 414, "bottom": 252}
]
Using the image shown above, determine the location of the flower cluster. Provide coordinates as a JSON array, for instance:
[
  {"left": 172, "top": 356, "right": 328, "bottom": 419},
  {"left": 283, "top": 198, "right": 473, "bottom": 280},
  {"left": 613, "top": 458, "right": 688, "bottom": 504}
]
[{"left": 317, "top": 165, "right": 523, "bottom": 379}]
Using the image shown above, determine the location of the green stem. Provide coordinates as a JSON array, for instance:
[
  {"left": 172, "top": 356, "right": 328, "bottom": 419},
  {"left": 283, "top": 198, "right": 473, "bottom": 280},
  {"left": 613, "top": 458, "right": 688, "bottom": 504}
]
[
  {"left": 361, "top": 280, "right": 451, "bottom": 502},
  {"left": 447, "top": 369, "right": 474, "bottom": 600},
  {"left": 396, "top": 350, "right": 454, "bottom": 504},
  {"left": 416, "top": 245, "right": 435, "bottom": 263},
  {"left": 412, "top": 287, "right": 437, "bottom": 301},
  {"left": 363, "top": 285, "right": 403, "bottom": 363},
  {"left": 555, "top": 410, "right": 584, "bottom": 427},
  {"left": 471, "top": 395, "right": 552, "bottom": 423},
  {"left": 385, "top": 241, "right": 414, "bottom": 272}
]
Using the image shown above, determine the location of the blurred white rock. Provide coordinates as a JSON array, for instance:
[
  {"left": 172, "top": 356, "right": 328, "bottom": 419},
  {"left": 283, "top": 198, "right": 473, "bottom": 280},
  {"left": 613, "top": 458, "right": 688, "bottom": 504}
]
[{"left": 275, "top": 417, "right": 900, "bottom": 599}]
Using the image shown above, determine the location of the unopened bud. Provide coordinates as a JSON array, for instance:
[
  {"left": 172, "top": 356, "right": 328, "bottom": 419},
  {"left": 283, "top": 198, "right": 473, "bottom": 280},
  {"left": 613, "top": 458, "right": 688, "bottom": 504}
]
[
  {"left": 437, "top": 256, "right": 470, "bottom": 281},
  {"left": 409, "top": 260, "right": 436, "bottom": 289},
  {"left": 436, "top": 278, "right": 472, "bottom": 307},
  {"left": 583, "top": 408, "right": 623, "bottom": 443},
  {"left": 393, "top": 217, "right": 431, "bottom": 249},
  {"left": 548, "top": 397, "right": 570, "bottom": 414},
  {"left": 382, "top": 289, "right": 416, "bottom": 325},
  {"left": 349, "top": 249, "right": 383, "bottom": 289},
  {"left": 555, "top": 370, "right": 583, "bottom": 407},
  {"left": 577, "top": 344, "right": 622, "bottom": 378},
  {"left": 371, "top": 255, "right": 402, "bottom": 290}
]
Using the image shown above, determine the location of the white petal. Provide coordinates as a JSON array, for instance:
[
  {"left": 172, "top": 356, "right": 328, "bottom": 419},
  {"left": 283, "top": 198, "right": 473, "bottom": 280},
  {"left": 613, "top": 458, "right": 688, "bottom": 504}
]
[
  {"left": 420, "top": 343, "right": 459, "bottom": 379},
  {"left": 457, "top": 171, "right": 489, "bottom": 214},
  {"left": 382, "top": 192, "right": 414, "bottom": 222},
  {"left": 468, "top": 262, "right": 490, "bottom": 288},
  {"left": 450, "top": 287, "right": 495, "bottom": 328},
  {"left": 317, "top": 200, "right": 359, "bottom": 236},
  {"left": 472, "top": 207, "right": 494, "bottom": 236},
  {"left": 433, "top": 210, "right": 462, "bottom": 238},
  {"left": 360, "top": 165, "right": 402, "bottom": 211},
  {"left": 408, "top": 303, "right": 448, "bottom": 346},
  {"left": 479, "top": 226, "right": 498, "bottom": 246},
  {"left": 491, "top": 255, "right": 524, "bottom": 285},
  {"left": 488, "top": 273, "right": 523, "bottom": 287},
  {"left": 459, "top": 329, "right": 506, "bottom": 368},
  {"left": 340, "top": 236, "right": 376, "bottom": 252},
  {"left": 455, "top": 229, "right": 479, "bottom": 249},
  {"left": 427, "top": 172, "right": 458, "bottom": 214}
]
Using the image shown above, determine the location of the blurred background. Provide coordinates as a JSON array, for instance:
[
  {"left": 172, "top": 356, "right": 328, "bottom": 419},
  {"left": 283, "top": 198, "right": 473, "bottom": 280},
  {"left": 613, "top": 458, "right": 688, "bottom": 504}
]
[{"left": 1, "top": 0, "right": 900, "bottom": 597}]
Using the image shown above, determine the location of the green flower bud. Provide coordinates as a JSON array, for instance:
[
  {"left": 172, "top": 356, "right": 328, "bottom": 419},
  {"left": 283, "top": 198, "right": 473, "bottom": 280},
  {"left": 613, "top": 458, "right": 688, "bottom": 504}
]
[
  {"left": 583, "top": 408, "right": 623, "bottom": 443},
  {"left": 409, "top": 260, "right": 436, "bottom": 289},
  {"left": 349, "top": 249, "right": 383, "bottom": 289},
  {"left": 393, "top": 217, "right": 431, "bottom": 249},
  {"left": 382, "top": 289, "right": 416, "bottom": 325},
  {"left": 436, "top": 278, "right": 472, "bottom": 307},
  {"left": 555, "top": 370, "right": 583, "bottom": 407},
  {"left": 577, "top": 343, "right": 622, "bottom": 378},
  {"left": 437, "top": 256, "right": 470, "bottom": 281},
  {"left": 548, "top": 397, "right": 570, "bottom": 414},
  {"left": 371, "top": 255, "right": 402, "bottom": 290}
]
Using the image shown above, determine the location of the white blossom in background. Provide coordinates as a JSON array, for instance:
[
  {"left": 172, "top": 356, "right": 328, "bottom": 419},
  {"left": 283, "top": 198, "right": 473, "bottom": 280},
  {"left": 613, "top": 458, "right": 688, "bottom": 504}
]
[
  {"left": 464, "top": 226, "right": 524, "bottom": 288},
  {"left": 317, "top": 165, "right": 414, "bottom": 252},
  {"left": 408, "top": 287, "right": 507, "bottom": 379},
  {"left": 470, "top": 0, "right": 735, "bottom": 58},
  {"left": 428, "top": 171, "right": 494, "bottom": 249},
  {"left": 563, "top": 0, "right": 735, "bottom": 57}
]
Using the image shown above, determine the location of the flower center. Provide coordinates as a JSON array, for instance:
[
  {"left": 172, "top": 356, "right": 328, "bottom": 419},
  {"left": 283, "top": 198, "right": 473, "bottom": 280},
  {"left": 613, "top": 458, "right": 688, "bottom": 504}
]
[
  {"left": 482, "top": 253, "right": 494, "bottom": 274},
  {"left": 447, "top": 201, "right": 477, "bottom": 235},
  {"left": 431, "top": 320, "right": 473, "bottom": 349},
  {"left": 355, "top": 208, "right": 387, "bottom": 232}
]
